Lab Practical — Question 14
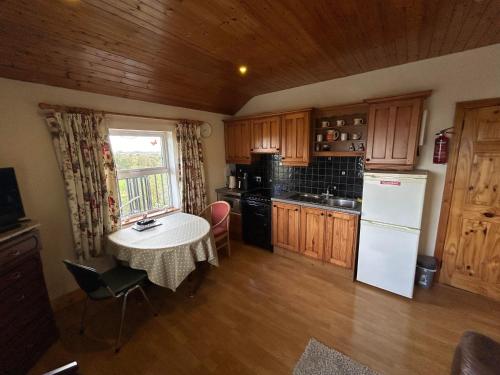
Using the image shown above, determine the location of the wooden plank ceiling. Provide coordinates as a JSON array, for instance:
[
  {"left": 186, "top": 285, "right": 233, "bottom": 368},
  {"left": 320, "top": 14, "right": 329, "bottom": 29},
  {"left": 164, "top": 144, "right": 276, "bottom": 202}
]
[{"left": 0, "top": 0, "right": 499, "bottom": 114}]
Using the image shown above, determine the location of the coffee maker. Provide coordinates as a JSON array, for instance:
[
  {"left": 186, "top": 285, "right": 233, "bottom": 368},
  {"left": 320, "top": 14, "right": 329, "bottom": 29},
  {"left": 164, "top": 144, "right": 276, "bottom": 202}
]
[{"left": 237, "top": 169, "right": 248, "bottom": 191}]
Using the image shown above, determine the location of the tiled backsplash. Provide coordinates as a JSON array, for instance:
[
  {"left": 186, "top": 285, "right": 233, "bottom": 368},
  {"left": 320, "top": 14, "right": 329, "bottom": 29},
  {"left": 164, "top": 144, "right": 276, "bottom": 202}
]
[{"left": 237, "top": 155, "right": 364, "bottom": 198}]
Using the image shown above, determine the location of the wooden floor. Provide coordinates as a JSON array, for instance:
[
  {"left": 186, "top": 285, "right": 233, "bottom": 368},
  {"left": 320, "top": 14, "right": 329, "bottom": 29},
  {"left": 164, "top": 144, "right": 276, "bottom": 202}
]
[{"left": 31, "top": 242, "right": 500, "bottom": 375}]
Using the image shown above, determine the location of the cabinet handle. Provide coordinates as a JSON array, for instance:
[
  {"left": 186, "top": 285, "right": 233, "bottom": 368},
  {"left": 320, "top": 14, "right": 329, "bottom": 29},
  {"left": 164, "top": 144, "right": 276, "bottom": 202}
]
[
  {"left": 366, "top": 158, "right": 370, "bottom": 161},
  {"left": 10, "top": 271, "right": 22, "bottom": 281},
  {"left": 250, "top": 148, "right": 254, "bottom": 151},
  {"left": 273, "top": 205, "right": 277, "bottom": 208},
  {"left": 276, "top": 148, "right": 280, "bottom": 151},
  {"left": 9, "top": 250, "right": 21, "bottom": 258},
  {"left": 320, "top": 213, "right": 324, "bottom": 216},
  {"left": 328, "top": 214, "right": 332, "bottom": 217},
  {"left": 295, "top": 208, "right": 299, "bottom": 211},
  {"left": 483, "top": 212, "right": 495, "bottom": 218}
]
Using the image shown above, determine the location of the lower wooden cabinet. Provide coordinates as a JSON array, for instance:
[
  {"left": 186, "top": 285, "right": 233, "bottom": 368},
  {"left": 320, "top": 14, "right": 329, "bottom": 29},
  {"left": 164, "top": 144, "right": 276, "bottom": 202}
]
[
  {"left": 272, "top": 202, "right": 300, "bottom": 252},
  {"left": 300, "top": 207, "right": 325, "bottom": 260},
  {"left": 324, "top": 211, "right": 358, "bottom": 269},
  {"left": 272, "top": 201, "right": 359, "bottom": 270}
]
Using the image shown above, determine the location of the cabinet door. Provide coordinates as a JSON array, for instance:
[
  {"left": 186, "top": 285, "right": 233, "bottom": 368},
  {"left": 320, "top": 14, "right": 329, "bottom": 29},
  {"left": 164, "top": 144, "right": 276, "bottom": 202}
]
[
  {"left": 365, "top": 98, "right": 422, "bottom": 169},
  {"left": 251, "top": 116, "right": 280, "bottom": 153},
  {"left": 300, "top": 207, "right": 325, "bottom": 260},
  {"left": 281, "top": 111, "right": 311, "bottom": 166},
  {"left": 272, "top": 202, "right": 300, "bottom": 251},
  {"left": 224, "top": 120, "right": 251, "bottom": 164},
  {"left": 324, "top": 211, "right": 358, "bottom": 269}
]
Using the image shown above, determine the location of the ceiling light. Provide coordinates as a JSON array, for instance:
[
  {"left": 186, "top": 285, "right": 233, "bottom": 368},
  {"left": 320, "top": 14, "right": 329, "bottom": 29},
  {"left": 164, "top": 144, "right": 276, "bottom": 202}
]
[{"left": 238, "top": 65, "right": 248, "bottom": 75}]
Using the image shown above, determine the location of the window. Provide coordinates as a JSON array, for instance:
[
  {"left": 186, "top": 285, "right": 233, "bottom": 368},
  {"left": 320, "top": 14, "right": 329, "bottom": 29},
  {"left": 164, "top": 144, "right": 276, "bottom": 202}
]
[{"left": 109, "top": 129, "right": 179, "bottom": 222}]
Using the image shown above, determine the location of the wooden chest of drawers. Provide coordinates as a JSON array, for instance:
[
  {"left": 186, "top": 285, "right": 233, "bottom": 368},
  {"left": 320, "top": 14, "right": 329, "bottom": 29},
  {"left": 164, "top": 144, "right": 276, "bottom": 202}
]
[{"left": 0, "top": 228, "right": 58, "bottom": 375}]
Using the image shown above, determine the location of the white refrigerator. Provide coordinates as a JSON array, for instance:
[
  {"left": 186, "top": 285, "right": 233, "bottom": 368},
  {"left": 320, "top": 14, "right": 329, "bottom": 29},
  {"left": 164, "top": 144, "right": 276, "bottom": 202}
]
[{"left": 356, "top": 171, "right": 427, "bottom": 298}]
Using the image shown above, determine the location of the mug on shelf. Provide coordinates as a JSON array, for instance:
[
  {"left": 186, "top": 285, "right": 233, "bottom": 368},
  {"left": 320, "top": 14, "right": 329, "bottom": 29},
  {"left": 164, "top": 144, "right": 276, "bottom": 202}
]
[
  {"left": 316, "top": 134, "right": 324, "bottom": 142},
  {"left": 326, "top": 129, "right": 339, "bottom": 141},
  {"left": 321, "top": 120, "right": 330, "bottom": 128},
  {"left": 351, "top": 132, "right": 361, "bottom": 140},
  {"left": 340, "top": 132, "right": 348, "bottom": 141},
  {"left": 336, "top": 119, "right": 346, "bottom": 127},
  {"left": 353, "top": 118, "right": 365, "bottom": 125}
]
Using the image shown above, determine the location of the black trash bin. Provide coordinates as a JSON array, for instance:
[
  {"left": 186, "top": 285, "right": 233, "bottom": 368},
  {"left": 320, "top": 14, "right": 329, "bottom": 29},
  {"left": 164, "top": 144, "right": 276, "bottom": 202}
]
[{"left": 415, "top": 255, "right": 437, "bottom": 288}]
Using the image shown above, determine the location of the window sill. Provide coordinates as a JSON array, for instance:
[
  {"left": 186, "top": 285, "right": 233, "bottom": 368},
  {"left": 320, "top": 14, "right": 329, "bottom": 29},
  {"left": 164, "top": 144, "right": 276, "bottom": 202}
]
[{"left": 120, "top": 207, "right": 180, "bottom": 228}]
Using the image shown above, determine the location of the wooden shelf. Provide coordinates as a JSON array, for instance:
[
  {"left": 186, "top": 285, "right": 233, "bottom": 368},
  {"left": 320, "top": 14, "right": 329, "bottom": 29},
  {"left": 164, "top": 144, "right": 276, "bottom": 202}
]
[
  {"left": 315, "top": 124, "right": 366, "bottom": 130},
  {"left": 314, "top": 140, "right": 365, "bottom": 144},
  {"left": 312, "top": 151, "right": 365, "bottom": 157}
]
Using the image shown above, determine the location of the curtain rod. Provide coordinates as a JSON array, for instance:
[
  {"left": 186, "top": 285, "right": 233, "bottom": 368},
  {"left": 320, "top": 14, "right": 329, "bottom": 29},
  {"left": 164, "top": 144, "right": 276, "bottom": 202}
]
[{"left": 38, "top": 102, "right": 205, "bottom": 124}]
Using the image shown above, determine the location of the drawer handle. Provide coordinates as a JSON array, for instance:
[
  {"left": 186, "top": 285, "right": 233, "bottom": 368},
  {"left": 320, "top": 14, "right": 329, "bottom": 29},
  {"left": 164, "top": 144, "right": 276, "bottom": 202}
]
[
  {"left": 16, "top": 294, "right": 26, "bottom": 302},
  {"left": 9, "top": 250, "right": 21, "bottom": 257},
  {"left": 10, "top": 271, "right": 22, "bottom": 281}
]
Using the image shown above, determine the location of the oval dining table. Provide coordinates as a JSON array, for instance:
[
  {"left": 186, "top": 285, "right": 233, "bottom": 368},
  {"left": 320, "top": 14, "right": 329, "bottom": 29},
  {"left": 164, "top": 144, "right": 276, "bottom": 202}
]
[{"left": 107, "top": 212, "right": 218, "bottom": 293}]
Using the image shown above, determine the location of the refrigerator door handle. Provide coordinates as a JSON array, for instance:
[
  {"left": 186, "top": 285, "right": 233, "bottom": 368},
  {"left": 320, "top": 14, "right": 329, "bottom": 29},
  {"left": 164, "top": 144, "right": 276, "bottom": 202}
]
[{"left": 361, "top": 219, "right": 420, "bottom": 234}]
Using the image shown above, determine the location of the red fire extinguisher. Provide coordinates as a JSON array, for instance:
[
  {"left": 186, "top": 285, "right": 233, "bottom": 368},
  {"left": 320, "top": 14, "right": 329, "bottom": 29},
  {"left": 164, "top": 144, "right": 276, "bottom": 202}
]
[{"left": 433, "top": 127, "right": 454, "bottom": 164}]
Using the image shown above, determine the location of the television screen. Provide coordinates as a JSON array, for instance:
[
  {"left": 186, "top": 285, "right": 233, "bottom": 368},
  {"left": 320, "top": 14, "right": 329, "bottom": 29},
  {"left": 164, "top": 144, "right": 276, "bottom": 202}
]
[{"left": 0, "top": 168, "right": 25, "bottom": 228}]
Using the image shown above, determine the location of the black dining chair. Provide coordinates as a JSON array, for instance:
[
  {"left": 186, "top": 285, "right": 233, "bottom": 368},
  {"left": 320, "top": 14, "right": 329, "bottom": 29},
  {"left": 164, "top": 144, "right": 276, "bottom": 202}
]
[{"left": 63, "top": 260, "right": 157, "bottom": 352}]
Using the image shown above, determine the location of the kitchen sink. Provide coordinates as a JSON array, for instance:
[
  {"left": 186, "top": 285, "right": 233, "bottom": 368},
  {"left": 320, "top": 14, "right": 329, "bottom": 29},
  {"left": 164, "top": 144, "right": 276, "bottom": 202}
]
[
  {"left": 323, "top": 198, "right": 359, "bottom": 209},
  {"left": 288, "top": 193, "right": 359, "bottom": 210},
  {"left": 289, "top": 193, "right": 324, "bottom": 203}
]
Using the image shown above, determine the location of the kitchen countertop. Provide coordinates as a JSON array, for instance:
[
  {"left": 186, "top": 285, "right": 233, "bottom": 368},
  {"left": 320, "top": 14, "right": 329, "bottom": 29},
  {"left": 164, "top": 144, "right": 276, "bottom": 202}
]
[
  {"left": 215, "top": 187, "right": 249, "bottom": 196},
  {"left": 271, "top": 192, "right": 362, "bottom": 215}
]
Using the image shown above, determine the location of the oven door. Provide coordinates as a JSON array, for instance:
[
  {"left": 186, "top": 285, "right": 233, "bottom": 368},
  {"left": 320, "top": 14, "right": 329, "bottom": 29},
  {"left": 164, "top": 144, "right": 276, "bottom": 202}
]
[{"left": 241, "top": 200, "right": 272, "bottom": 251}]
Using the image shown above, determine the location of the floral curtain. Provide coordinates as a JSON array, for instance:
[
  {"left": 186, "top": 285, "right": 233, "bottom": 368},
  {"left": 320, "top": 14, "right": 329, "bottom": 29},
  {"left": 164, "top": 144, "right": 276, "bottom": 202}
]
[
  {"left": 45, "top": 112, "right": 120, "bottom": 259},
  {"left": 176, "top": 120, "right": 207, "bottom": 214}
]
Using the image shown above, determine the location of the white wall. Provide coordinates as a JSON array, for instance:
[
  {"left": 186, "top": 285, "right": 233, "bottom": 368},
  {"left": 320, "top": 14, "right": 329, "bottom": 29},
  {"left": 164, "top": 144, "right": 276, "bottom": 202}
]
[
  {"left": 237, "top": 44, "right": 500, "bottom": 256},
  {"left": 0, "top": 77, "right": 227, "bottom": 300}
]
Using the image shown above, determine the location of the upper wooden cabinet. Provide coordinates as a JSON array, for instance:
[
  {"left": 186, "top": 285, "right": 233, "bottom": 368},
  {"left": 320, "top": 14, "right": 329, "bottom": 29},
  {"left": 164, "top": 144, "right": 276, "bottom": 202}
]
[
  {"left": 251, "top": 116, "right": 281, "bottom": 153},
  {"left": 224, "top": 119, "right": 252, "bottom": 164},
  {"left": 281, "top": 110, "right": 311, "bottom": 166},
  {"left": 224, "top": 109, "right": 311, "bottom": 166},
  {"left": 272, "top": 201, "right": 300, "bottom": 252},
  {"left": 324, "top": 211, "right": 358, "bottom": 269},
  {"left": 365, "top": 91, "right": 431, "bottom": 170}
]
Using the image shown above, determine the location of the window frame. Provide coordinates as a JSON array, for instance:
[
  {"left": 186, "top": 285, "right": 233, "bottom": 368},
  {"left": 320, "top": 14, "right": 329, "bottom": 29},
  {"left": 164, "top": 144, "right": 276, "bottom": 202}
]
[{"left": 109, "top": 128, "right": 179, "bottom": 223}]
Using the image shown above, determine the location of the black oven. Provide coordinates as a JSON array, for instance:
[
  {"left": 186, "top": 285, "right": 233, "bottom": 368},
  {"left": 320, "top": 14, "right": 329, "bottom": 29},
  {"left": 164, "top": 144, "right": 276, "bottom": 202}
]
[{"left": 241, "top": 189, "right": 272, "bottom": 251}]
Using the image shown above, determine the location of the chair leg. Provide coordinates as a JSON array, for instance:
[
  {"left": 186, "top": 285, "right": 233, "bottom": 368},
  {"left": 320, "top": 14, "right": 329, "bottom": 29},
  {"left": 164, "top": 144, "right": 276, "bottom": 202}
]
[
  {"left": 138, "top": 285, "right": 158, "bottom": 317},
  {"left": 80, "top": 297, "right": 89, "bottom": 335},
  {"left": 226, "top": 237, "right": 231, "bottom": 257},
  {"left": 115, "top": 293, "right": 128, "bottom": 353}
]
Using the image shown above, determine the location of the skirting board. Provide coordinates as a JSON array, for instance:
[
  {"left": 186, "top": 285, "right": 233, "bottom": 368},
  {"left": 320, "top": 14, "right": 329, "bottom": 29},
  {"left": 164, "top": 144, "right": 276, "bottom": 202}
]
[{"left": 50, "top": 288, "right": 86, "bottom": 312}]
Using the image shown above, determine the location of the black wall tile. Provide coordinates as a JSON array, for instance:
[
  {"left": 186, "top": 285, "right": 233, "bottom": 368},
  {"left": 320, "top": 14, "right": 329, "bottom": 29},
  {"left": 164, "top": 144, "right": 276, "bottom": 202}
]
[{"left": 236, "top": 155, "right": 364, "bottom": 199}]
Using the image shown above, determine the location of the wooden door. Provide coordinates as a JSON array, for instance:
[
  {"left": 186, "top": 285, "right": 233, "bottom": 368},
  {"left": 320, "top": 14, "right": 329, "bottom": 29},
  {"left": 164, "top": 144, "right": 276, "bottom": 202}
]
[
  {"left": 224, "top": 120, "right": 251, "bottom": 164},
  {"left": 441, "top": 104, "right": 500, "bottom": 301},
  {"left": 365, "top": 93, "right": 429, "bottom": 170},
  {"left": 281, "top": 111, "right": 311, "bottom": 166},
  {"left": 324, "top": 211, "right": 358, "bottom": 269},
  {"left": 251, "top": 116, "right": 280, "bottom": 153},
  {"left": 300, "top": 207, "right": 325, "bottom": 260},
  {"left": 272, "top": 202, "right": 300, "bottom": 251}
]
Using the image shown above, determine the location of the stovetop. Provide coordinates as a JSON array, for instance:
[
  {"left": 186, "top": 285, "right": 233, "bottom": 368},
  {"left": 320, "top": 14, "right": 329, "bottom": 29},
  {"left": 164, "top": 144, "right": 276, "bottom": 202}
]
[{"left": 242, "top": 188, "right": 274, "bottom": 203}]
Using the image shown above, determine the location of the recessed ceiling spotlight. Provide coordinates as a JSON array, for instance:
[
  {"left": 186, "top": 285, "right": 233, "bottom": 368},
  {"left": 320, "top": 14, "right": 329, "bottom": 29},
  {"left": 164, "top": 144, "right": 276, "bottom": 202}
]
[{"left": 238, "top": 65, "right": 248, "bottom": 75}]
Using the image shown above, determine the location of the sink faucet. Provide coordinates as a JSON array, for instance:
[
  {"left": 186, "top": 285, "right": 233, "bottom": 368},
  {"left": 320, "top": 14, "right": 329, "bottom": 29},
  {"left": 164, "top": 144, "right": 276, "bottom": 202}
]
[{"left": 322, "top": 185, "right": 334, "bottom": 199}]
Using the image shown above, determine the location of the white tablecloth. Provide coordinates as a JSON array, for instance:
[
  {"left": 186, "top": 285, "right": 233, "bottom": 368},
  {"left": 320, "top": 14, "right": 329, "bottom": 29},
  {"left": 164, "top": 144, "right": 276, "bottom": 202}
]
[{"left": 107, "top": 212, "right": 218, "bottom": 291}]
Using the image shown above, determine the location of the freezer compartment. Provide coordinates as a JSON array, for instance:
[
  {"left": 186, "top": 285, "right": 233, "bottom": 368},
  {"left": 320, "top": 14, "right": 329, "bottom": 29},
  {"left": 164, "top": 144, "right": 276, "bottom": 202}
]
[
  {"left": 361, "top": 172, "right": 427, "bottom": 229},
  {"left": 356, "top": 219, "right": 420, "bottom": 298}
]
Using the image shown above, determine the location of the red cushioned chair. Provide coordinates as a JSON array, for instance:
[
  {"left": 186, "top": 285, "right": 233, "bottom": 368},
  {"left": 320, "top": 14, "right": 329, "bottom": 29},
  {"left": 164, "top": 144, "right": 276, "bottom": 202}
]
[{"left": 200, "top": 201, "right": 231, "bottom": 256}]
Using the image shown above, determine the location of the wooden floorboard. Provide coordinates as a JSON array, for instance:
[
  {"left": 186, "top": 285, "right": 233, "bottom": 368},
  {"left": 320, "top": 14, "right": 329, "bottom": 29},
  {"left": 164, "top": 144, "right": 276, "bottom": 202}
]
[{"left": 30, "top": 241, "right": 500, "bottom": 375}]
